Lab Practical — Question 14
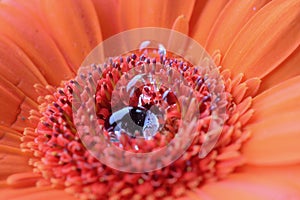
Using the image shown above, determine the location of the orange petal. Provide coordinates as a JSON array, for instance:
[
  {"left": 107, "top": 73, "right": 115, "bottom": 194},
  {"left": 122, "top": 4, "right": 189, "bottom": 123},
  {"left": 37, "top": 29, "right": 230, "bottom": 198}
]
[
  {"left": 7, "top": 172, "right": 41, "bottom": 188},
  {"left": 0, "top": 187, "right": 75, "bottom": 200},
  {"left": 243, "top": 76, "right": 300, "bottom": 165},
  {"left": 222, "top": 0, "right": 300, "bottom": 79},
  {"left": 4, "top": 0, "right": 44, "bottom": 19},
  {"left": 190, "top": 0, "right": 229, "bottom": 46},
  {"left": 240, "top": 164, "right": 300, "bottom": 186},
  {"left": 205, "top": 0, "right": 272, "bottom": 54},
  {"left": 186, "top": 189, "right": 211, "bottom": 200},
  {"left": 92, "top": 0, "right": 122, "bottom": 40},
  {"left": 0, "top": 126, "right": 32, "bottom": 180},
  {"left": 244, "top": 78, "right": 261, "bottom": 97},
  {"left": 41, "top": 0, "right": 102, "bottom": 72},
  {"left": 0, "top": 2, "right": 74, "bottom": 86},
  {"left": 0, "top": 76, "right": 37, "bottom": 129},
  {"left": 189, "top": 166, "right": 300, "bottom": 200},
  {"left": 188, "top": 1, "right": 206, "bottom": 36},
  {"left": 171, "top": 15, "right": 189, "bottom": 35},
  {"left": 0, "top": 154, "right": 32, "bottom": 181},
  {"left": 0, "top": 126, "right": 22, "bottom": 147},
  {"left": 0, "top": 37, "right": 48, "bottom": 100},
  {"left": 259, "top": 46, "right": 300, "bottom": 93},
  {"left": 119, "top": 0, "right": 195, "bottom": 29}
]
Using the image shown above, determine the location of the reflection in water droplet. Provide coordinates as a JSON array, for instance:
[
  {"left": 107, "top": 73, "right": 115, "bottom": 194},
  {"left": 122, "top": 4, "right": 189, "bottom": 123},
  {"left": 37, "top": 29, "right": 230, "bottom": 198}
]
[
  {"left": 109, "top": 76, "right": 168, "bottom": 142},
  {"left": 143, "top": 110, "right": 159, "bottom": 140},
  {"left": 158, "top": 44, "right": 167, "bottom": 56}
]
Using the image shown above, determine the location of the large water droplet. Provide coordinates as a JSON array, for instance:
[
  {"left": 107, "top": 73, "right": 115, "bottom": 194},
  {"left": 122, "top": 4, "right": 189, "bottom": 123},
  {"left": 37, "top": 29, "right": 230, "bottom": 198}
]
[{"left": 74, "top": 28, "right": 226, "bottom": 173}]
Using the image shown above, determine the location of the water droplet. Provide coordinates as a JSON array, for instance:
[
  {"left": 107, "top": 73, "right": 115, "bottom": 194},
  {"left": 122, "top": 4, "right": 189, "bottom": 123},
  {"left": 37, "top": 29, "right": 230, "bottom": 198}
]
[
  {"left": 139, "top": 40, "right": 166, "bottom": 58},
  {"left": 75, "top": 28, "right": 226, "bottom": 172}
]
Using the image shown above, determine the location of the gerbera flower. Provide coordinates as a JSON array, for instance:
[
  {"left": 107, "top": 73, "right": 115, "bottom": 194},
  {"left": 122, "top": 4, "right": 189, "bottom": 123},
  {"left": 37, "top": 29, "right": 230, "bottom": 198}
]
[{"left": 1, "top": 0, "right": 300, "bottom": 199}]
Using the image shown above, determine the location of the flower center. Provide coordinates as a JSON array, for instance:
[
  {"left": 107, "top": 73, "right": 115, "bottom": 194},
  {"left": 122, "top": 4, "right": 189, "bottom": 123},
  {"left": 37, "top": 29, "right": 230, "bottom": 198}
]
[
  {"left": 94, "top": 53, "right": 193, "bottom": 154},
  {"left": 21, "top": 28, "right": 258, "bottom": 199}
]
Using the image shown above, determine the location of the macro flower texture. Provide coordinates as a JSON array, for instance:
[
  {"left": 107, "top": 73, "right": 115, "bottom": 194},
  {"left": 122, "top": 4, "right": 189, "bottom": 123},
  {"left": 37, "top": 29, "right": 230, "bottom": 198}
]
[{"left": 0, "top": 0, "right": 300, "bottom": 199}]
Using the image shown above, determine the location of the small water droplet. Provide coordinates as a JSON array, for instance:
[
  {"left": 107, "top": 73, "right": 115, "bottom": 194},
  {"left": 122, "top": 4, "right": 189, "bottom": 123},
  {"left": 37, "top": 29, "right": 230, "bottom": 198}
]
[{"left": 139, "top": 40, "right": 166, "bottom": 58}]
